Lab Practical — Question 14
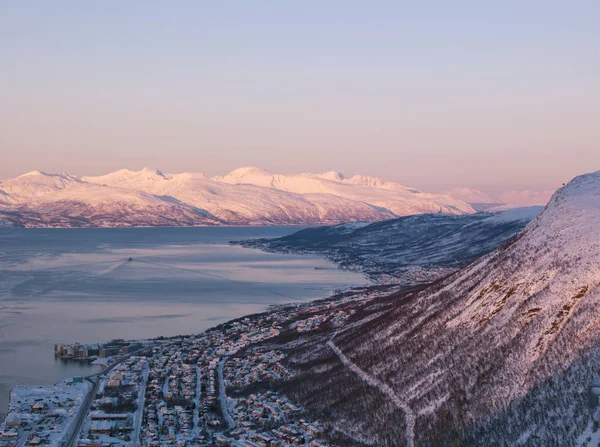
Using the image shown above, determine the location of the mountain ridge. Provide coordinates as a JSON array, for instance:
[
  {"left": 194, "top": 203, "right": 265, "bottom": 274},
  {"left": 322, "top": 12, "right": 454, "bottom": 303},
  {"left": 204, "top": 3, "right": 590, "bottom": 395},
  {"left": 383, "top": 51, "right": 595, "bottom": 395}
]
[{"left": 0, "top": 167, "right": 476, "bottom": 227}]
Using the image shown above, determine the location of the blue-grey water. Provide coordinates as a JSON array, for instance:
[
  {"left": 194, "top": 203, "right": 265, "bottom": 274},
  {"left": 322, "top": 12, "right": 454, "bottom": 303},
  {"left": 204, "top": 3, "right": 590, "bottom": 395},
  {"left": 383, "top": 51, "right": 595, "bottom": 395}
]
[{"left": 0, "top": 227, "right": 366, "bottom": 418}]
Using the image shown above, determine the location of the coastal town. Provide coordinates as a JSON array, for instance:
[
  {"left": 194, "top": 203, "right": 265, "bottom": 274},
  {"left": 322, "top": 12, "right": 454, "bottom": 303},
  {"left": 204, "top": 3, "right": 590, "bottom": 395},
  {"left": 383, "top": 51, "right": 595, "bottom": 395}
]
[{"left": 0, "top": 285, "right": 397, "bottom": 447}]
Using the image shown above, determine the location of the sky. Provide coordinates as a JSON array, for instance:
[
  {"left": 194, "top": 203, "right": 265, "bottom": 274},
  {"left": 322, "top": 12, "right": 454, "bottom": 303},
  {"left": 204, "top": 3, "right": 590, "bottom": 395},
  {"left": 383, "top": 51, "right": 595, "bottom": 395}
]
[{"left": 1, "top": 1, "right": 599, "bottom": 195}]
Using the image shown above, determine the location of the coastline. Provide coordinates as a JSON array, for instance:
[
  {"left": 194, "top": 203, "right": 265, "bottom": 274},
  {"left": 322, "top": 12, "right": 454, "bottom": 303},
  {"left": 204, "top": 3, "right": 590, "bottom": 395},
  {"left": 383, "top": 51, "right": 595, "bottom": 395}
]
[
  {"left": 1, "top": 282, "right": 386, "bottom": 426},
  {"left": 0, "top": 225, "right": 369, "bottom": 421}
]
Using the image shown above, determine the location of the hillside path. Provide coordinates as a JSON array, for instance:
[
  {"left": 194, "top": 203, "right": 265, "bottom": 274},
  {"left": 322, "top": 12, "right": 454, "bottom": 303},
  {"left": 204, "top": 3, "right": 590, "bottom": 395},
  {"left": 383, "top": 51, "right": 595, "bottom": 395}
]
[{"left": 327, "top": 339, "right": 415, "bottom": 447}]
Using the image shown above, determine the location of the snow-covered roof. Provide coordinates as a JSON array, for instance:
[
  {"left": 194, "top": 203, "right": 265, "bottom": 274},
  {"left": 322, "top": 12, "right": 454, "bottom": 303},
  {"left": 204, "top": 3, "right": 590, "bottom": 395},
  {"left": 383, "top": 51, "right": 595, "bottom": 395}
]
[{"left": 4, "top": 412, "right": 20, "bottom": 423}]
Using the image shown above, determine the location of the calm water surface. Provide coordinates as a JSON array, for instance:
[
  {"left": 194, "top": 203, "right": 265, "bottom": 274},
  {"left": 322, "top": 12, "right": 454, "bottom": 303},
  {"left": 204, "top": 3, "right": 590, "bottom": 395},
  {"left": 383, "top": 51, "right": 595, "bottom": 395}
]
[{"left": 0, "top": 227, "right": 366, "bottom": 417}]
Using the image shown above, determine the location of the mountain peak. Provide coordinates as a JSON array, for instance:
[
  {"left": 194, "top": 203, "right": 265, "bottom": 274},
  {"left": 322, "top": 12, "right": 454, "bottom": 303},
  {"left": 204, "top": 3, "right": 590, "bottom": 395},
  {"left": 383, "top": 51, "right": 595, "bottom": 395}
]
[
  {"left": 319, "top": 171, "right": 345, "bottom": 181},
  {"left": 141, "top": 167, "right": 165, "bottom": 177},
  {"left": 545, "top": 169, "right": 600, "bottom": 212},
  {"left": 226, "top": 166, "right": 269, "bottom": 177},
  {"left": 16, "top": 171, "right": 78, "bottom": 182},
  {"left": 347, "top": 174, "right": 391, "bottom": 187},
  {"left": 214, "top": 167, "right": 273, "bottom": 185},
  {"left": 18, "top": 170, "right": 47, "bottom": 178}
]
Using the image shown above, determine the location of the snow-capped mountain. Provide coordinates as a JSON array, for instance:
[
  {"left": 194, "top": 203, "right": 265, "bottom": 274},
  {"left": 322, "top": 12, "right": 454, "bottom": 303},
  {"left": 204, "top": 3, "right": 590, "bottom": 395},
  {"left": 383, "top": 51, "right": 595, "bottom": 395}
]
[
  {"left": 0, "top": 170, "right": 218, "bottom": 227},
  {"left": 0, "top": 167, "right": 475, "bottom": 227},
  {"left": 215, "top": 167, "right": 473, "bottom": 216},
  {"left": 281, "top": 170, "right": 600, "bottom": 445}
]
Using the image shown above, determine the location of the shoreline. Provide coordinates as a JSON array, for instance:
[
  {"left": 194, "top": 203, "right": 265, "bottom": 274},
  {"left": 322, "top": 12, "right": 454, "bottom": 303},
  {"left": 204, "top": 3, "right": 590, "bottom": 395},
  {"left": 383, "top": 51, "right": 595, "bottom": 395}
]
[
  {"left": 0, "top": 225, "right": 369, "bottom": 422},
  {"left": 0, "top": 280, "right": 404, "bottom": 446},
  {"left": 1, "top": 282, "right": 388, "bottom": 425}
]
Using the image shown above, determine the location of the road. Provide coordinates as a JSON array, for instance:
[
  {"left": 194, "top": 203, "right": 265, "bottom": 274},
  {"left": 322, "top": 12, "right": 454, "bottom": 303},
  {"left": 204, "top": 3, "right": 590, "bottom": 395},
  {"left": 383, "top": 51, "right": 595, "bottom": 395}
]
[
  {"left": 131, "top": 364, "right": 150, "bottom": 447},
  {"left": 193, "top": 365, "right": 202, "bottom": 437},
  {"left": 217, "top": 357, "right": 234, "bottom": 429},
  {"left": 64, "top": 355, "right": 132, "bottom": 447}
]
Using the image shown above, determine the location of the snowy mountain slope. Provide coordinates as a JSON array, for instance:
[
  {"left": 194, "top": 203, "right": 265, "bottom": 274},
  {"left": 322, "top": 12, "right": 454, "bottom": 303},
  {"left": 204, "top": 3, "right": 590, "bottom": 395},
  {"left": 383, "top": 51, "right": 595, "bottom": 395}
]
[
  {"left": 0, "top": 167, "right": 475, "bottom": 227},
  {"left": 83, "top": 168, "right": 396, "bottom": 225},
  {"left": 277, "top": 170, "right": 600, "bottom": 445},
  {"left": 236, "top": 207, "right": 541, "bottom": 283},
  {"left": 0, "top": 171, "right": 219, "bottom": 227},
  {"left": 214, "top": 167, "right": 475, "bottom": 215},
  {"left": 0, "top": 171, "right": 81, "bottom": 204}
]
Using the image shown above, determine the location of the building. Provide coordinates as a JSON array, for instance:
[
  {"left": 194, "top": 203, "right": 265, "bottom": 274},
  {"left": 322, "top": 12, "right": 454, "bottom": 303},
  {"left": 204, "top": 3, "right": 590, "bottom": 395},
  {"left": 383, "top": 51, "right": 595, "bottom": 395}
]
[
  {"left": 3, "top": 414, "right": 20, "bottom": 428},
  {"left": 99, "top": 347, "right": 120, "bottom": 358},
  {"left": 122, "top": 343, "right": 142, "bottom": 354}
]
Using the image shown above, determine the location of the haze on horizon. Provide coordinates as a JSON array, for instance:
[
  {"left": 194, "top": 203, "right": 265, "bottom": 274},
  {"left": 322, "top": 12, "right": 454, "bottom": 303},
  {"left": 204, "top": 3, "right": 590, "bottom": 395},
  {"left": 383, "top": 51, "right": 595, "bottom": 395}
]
[{"left": 1, "top": 1, "right": 598, "bottom": 196}]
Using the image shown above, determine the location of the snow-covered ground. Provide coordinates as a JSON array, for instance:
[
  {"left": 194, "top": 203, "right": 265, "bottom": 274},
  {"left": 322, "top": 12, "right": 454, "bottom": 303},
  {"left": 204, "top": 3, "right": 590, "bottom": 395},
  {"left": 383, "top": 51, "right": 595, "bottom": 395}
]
[{"left": 0, "top": 378, "right": 91, "bottom": 447}]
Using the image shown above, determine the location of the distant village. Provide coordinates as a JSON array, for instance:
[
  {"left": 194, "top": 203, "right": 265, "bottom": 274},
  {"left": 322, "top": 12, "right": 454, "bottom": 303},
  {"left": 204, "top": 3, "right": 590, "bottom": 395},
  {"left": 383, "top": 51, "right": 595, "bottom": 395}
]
[{"left": 0, "top": 285, "right": 397, "bottom": 447}]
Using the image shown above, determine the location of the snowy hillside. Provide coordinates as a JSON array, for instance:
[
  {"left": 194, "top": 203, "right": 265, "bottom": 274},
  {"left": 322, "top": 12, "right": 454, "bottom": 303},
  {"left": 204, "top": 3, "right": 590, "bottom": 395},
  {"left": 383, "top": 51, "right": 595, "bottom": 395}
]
[
  {"left": 235, "top": 207, "right": 541, "bottom": 283},
  {"left": 276, "top": 170, "right": 600, "bottom": 445},
  {"left": 0, "top": 171, "right": 219, "bottom": 227},
  {"left": 0, "top": 168, "right": 475, "bottom": 227},
  {"left": 215, "top": 167, "right": 474, "bottom": 216}
]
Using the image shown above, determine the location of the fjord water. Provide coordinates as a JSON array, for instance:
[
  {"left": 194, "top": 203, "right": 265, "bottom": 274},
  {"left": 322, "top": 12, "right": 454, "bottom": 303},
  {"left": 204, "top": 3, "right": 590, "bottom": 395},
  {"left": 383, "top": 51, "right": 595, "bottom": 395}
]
[{"left": 0, "top": 226, "right": 366, "bottom": 417}]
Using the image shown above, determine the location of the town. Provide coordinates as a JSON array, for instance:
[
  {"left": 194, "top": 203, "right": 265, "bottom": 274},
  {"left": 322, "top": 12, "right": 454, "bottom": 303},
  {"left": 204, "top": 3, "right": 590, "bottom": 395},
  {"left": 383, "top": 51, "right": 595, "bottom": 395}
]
[{"left": 0, "top": 285, "right": 397, "bottom": 447}]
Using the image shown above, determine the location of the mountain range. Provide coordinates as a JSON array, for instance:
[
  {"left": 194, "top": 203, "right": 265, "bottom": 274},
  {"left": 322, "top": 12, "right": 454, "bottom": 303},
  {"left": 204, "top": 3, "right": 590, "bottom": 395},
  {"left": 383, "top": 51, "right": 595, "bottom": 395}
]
[
  {"left": 0, "top": 167, "right": 556, "bottom": 228},
  {"left": 0, "top": 167, "right": 477, "bottom": 227},
  {"left": 273, "top": 169, "right": 600, "bottom": 445}
]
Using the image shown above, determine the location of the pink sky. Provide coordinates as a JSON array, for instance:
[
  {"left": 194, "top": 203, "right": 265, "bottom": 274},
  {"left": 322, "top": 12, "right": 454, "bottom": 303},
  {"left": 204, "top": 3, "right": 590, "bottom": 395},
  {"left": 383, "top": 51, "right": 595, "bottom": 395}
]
[{"left": 1, "top": 2, "right": 598, "bottom": 195}]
